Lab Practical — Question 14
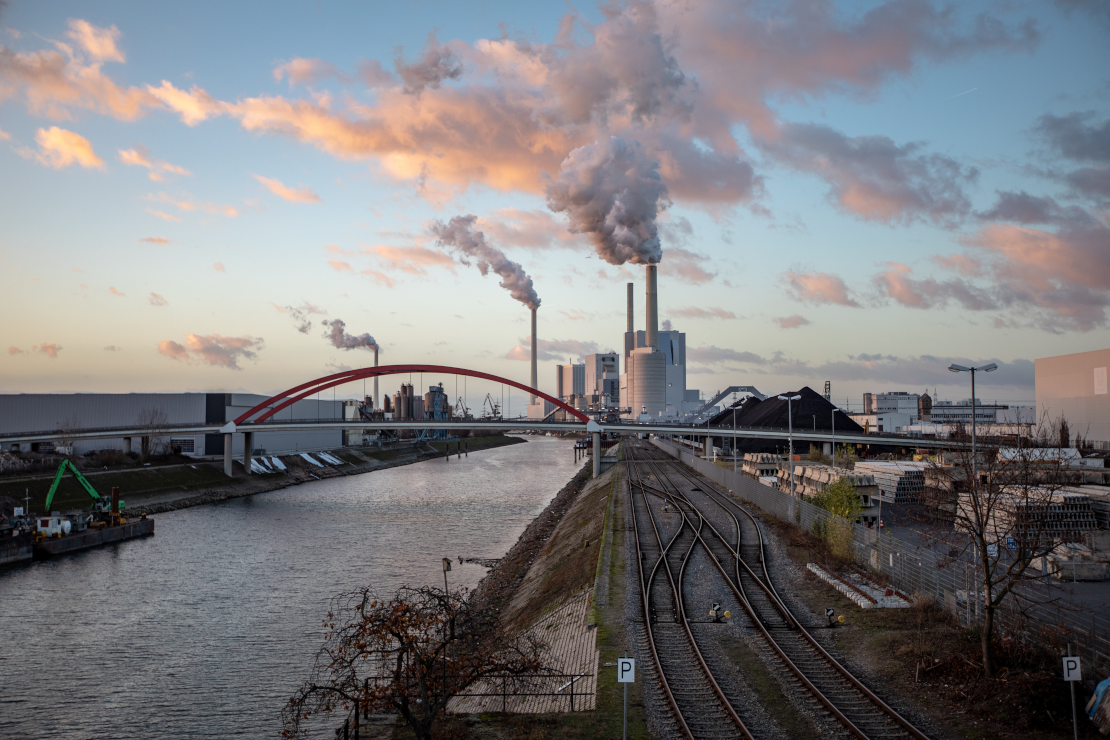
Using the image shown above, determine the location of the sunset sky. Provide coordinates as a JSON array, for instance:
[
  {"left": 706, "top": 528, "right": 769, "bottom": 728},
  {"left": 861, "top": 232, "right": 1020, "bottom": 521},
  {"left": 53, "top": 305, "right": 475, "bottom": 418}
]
[{"left": 1, "top": 0, "right": 1108, "bottom": 408}]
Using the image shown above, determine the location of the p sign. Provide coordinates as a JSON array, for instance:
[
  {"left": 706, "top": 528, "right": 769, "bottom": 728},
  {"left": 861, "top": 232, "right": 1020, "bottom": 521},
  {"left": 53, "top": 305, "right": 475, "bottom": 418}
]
[
  {"left": 1063, "top": 656, "right": 1082, "bottom": 682},
  {"left": 618, "top": 658, "right": 636, "bottom": 683}
]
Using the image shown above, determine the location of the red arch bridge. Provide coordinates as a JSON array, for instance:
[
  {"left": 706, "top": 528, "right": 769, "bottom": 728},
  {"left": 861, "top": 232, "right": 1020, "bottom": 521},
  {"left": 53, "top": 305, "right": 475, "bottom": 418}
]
[{"left": 0, "top": 364, "right": 952, "bottom": 479}]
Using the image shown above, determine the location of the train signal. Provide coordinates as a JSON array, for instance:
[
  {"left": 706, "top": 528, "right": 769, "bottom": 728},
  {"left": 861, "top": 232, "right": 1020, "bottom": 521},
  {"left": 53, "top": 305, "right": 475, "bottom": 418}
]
[{"left": 826, "top": 608, "right": 834, "bottom": 626}]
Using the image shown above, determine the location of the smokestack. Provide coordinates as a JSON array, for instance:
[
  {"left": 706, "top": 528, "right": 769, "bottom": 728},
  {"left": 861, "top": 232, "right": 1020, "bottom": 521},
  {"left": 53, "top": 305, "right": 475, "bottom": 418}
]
[
  {"left": 645, "top": 265, "right": 658, "bottom": 349},
  {"left": 373, "top": 346, "right": 379, "bottom": 411},
  {"left": 530, "top": 307, "right": 538, "bottom": 404},
  {"left": 626, "top": 282, "right": 634, "bottom": 333}
]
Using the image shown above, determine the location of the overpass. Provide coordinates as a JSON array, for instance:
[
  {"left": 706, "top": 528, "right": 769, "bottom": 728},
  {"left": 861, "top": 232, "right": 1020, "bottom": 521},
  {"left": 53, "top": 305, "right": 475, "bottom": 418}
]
[{"left": 0, "top": 364, "right": 956, "bottom": 478}]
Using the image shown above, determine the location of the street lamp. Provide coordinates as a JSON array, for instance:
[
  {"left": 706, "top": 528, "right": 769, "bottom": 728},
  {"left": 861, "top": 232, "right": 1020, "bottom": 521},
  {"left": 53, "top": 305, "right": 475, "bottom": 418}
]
[
  {"left": 948, "top": 363, "right": 997, "bottom": 484},
  {"left": 778, "top": 394, "right": 802, "bottom": 501}
]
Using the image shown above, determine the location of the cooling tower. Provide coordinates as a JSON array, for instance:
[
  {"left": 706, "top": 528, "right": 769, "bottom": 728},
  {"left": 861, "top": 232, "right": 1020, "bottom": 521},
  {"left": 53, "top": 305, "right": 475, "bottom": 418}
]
[
  {"left": 628, "top": 347, "right": 666, "bottom": 418},
  {"left": 645, "top": 265, "right": 658, "bottom": 349},
  {"left": 530, "top": 307, "right": 538, "bottom": 404}
]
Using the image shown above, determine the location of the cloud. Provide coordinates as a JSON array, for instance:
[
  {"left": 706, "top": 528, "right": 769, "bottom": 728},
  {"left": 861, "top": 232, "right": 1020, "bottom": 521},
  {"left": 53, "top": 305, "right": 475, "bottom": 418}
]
[
  {"left": 272, "top": 301, "right": 326, "bottom": 333},
  {"left": 1035, "top": 112, "right": 1110, "bottom": 203},
  {"left": 157, "top": 334, "right": 263, "bottom": 369},
  {"left": 8, "top": 346, "right": 23, "bottom": 355},
  {"left": 930, "top": 253, "right": 982, "bottom": 277},
  {"left": 148, "top": 292, "right": 167, "bottom": 306},
  {"left": 506, "top": 337, "right": 600, "bottom": 362},
  {"left": 254, "top": 174, "right": 321, "bottom": 203},
  {"left": 34, "top": 342, "right": 62, "bottom": 358},
  {"left": 31, "top": 126, "right": 103, "bottom": 169},
  {"left": 145, "top": 192, "right": 237, "bottom": 217},
  {"left": 0, "top": 127, "right": 9, "bottom": 141},
  {"left": 671, "top": 306, "right": 737, "bottom": 320},
  {"left": 146, "top": 209, "right": 180, "bottom": 222},
  {"left": 141, "top": 236, "right": 170, "bottom": 244},
  {"left": 145, "top": 80, "right": 224, "bottom": 125},
  {"left": 687, "top": 345, "right": 769, "bottom": 365},
  {"left": 360, "top": 268, "right": 395, "bottom": 287},
  {"left": 118, "top": 146, "right": 191, "bottom": 181},
  {"left": 775, "top": 314, "right": 810, "bottom": 329},
  {"left": 763, "top": 123, "right": 977, "bottom": 226},
  {"left": 394, "top": 33, "right": 463, "bottom": 94},
  {"left": 545, "top": 136, "right": 670, "bottom": 266},
  {"left": 975, "top": 190, "right": 1093, "bottom": 226},
  {"left": 328, "top": 259, "right": 352, "bottom": 272},
  {"left": 809, "top": 354, "right": 1034, "bottom": 390},
  {"left": 362, "top": 243, "right": 455, "bottom": 275},
  {"left": 108, "top": 286, "right": 125, "bottom": 297},
  {"left": 273, "top": 58, "right": 348, "bottom": 86},
  {"left": 103, "top": 345, "right": 119, "bottom": 352},
  {"left": 665, "top": 246, "right": 715, "bottom": 284},
  {"left": 321, "top": 318, "right": 377, "bottom": 350},
  {"left": 431, "top": 214, "right": 540, "bottom": 310},
  {"left": 872, "top": 262, "right": 995, "bottom": 310},
  {"left": 65, "top": 19, "right": 124, "bottom": 63},
  {"left": 213, "top": 262, "right": 226, "bottom": 272},
  {"left": 477, "top": 208, "right": 588, "bottom": 251},
  {"left": 781, "top": 270, "right": 861, "bottom": 307}
]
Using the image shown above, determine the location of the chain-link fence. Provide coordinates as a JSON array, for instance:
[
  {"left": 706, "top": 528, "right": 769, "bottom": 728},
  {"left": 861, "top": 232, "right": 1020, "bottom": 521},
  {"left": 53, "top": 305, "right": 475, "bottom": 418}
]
[{"left": 653, "top": 439, "right": 1110, "bottom": 675}]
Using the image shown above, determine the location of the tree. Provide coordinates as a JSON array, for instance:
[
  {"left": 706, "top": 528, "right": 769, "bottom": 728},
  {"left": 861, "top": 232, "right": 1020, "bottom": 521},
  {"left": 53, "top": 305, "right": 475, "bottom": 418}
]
[
  {"left": 811, "top": 477, "right": 862, "bottom": 559},
  {"left": 136, "top": 406, "right": 170, "bottom": 456},
  {"left": 281, "top": 585, "right": 547, "bottom": 740},
  {"left": 922, "top": 415, "right": 1079, "bottom": 677}
]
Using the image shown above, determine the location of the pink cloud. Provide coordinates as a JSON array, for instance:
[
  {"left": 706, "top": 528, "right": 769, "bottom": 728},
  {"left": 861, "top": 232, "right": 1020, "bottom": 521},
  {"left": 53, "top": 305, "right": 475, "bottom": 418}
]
[
  {"left": 34, "top": 343, "right": 62, "bottom": 358},
  {"left": 31, "top": 127, "right": 104, "bottom": 169},
  {"left": 775, "top": 314, "right": 810, "bottom": 329},
  {"left": 157, "top": 334, "right": 263, "bottom": 369},
  {"left": 146, "top": 209, "right": 180, "bottom": 222},
  {"left": 141, "top": 236, "right": 170, "bottom": 244},
  {"left": 363, "top": 243, "right": 455, "bottom": 275},
  {"left": 119, "top": 146, "right": 191, "bottom": 181},
  {"left": 213, "top": 262, "right": 226, "bottom": 273},
  {"left": 273, "top": 58, "right": 347, "bottom": 86},
  {"left": 254, "top": 175, "right": 321, "bottom": 203},
  {"left": 148, "top": 292, "right": 167, "bottom": 306},
  {"left": 328, "top": 259, "right": 353, "bottom": 272},
  {"left": 931, "top": 253, "right": 982, "bottom": 276},
  {"left": 781, "top": 270, "right": 860, "bottom": 307},
  {"left": 108, "top": 286, "right": 125, "bottom": 297},
  {"left": 145, "top": 80, "right": 224, "bottom": 126},
  {"left": 360, "top": 268, "right": 395, "bottom": 287},
  {"left": 8, "top": 346, "right": 24, "bottom": 355},
  {"left": 65, "top": 19, "right": 125, "bottom": 63},
  {"left": 146, "top": 192, "right": 237, "bottom": 218}
]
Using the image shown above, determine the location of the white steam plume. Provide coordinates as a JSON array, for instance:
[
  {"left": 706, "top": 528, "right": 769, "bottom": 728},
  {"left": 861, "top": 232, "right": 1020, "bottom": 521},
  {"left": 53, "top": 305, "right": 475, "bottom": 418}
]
[
  {"left": 431, "top": 215, "right": 541, "bottom": 310},
  {"left": 321, "top": 318, "right": 378, "bottom": 350},
  {"left": 545, "top": 136, "right": 670, "bottom": 266}
]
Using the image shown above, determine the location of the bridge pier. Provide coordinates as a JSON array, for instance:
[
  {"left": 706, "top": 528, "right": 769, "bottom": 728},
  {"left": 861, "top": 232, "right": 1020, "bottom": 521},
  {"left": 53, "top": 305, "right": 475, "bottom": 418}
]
[
  {"left": 592, "top": 431, "right": 601, "bottom": 478},
  {"left": 123, "top": 437, "right": 132, "bottom": 455},
  {"left": 243, "top": 432, "right": 253, "bottom": 475},
  {"left": 223, "top": 433, "right": 233, "bottom": 477},
  {"left": 703, "top": 436, "right": 710, "bottom": 458}
]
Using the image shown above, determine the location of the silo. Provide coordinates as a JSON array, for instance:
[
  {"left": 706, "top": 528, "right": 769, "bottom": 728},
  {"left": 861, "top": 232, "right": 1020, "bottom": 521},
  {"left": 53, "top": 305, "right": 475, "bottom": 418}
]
[{"left": 629, "top": 347, "right": 666, "bottom": 418}]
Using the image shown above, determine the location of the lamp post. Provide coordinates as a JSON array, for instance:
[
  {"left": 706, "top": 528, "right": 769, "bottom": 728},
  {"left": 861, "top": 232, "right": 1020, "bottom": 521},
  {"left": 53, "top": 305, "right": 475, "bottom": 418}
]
[
  {"left": 733, "top": 405, "right": 737, "bottom": 474},
  {"left": 778, "top": 394, "right": 802, "bottom": 501},
  {"left": 947, "top": 363, "right": 997, "bottom": 484}
]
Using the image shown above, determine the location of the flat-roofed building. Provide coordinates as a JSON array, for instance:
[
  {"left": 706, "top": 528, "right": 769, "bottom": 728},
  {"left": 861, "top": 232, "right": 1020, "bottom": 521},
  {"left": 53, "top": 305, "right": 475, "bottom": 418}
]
[{"left": 1036, "top": 348, "right": 1110, "bottom": 449}]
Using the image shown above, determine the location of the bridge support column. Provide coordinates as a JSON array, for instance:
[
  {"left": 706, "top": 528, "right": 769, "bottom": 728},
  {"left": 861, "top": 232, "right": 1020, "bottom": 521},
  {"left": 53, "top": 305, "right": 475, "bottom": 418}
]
[
  {"left": 592, "top": 431, "right": 601, "bottom": 478},
  {"left": 223, "top": 433, "right": 233, "bottom": 477},
  {"left": 243, "top": 432, "right": 253, "bottom": 475},
  {"left": 123, "top": 437, "right": 132, "bottom": 455},
  {"left": 703, "top": 436, "right": 710, "bottom": 458}
]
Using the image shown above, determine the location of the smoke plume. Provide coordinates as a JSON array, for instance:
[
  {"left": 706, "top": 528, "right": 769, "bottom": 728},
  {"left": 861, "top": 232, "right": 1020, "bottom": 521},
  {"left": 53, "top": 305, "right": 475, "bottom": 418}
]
[
  {"left": 545, "top": 136, "right": 670, "bottom": 266},
  {"left": 321, "top": 318, "right": 378, "bottom": 351},
  {"left": 431, "top": 215, "right": 541, "bottom": 310}
]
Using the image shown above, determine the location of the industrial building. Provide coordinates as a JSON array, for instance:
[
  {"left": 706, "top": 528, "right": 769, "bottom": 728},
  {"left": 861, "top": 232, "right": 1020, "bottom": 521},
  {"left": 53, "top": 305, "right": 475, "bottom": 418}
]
[
  {"left": 862, "top": 391, "right": 929, "bottom": 420},
  {"left": 1036, "top": 348, "right": 1110, "bottom": 449},
  {"left": 0, "top": 393, "right": 343, "bottom": 457}
]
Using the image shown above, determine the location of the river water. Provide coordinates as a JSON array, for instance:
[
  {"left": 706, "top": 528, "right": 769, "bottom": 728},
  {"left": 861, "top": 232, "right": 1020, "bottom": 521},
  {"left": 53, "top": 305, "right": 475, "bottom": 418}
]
[{"left": 0, "top": 436, "right": 580, "bottom": 739}]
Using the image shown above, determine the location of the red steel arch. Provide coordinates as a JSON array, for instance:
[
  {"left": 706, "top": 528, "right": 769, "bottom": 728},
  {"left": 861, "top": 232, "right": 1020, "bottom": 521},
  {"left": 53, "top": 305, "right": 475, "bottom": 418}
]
[{"left": 233, "top": 364, "right": 590, "bottom": 425}]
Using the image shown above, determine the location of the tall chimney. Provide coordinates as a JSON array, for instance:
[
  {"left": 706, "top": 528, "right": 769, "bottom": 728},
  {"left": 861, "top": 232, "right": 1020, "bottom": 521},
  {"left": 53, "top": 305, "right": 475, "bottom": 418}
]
[
  {"left": 645, "top": 264, "right": 658, "bottom": 349},
  {"left": 530, "top": 307, "right": 538, "bottom": 404},
  {"left": 626, "top": 282, "right": 634, "bottom": 333},
  {"left": 373, "top": 346, "right": 379, "bottom": 410}
]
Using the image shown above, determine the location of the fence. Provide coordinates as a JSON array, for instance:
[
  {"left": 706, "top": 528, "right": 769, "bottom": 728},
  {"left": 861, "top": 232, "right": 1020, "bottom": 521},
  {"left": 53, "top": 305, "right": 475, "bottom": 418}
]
[{"left": 653, "top": 439, "right": 1110, "bottom": 676}]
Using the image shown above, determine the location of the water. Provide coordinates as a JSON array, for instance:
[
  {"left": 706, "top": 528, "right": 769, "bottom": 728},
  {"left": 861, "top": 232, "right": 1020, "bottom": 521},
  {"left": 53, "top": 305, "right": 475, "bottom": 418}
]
[{"left": 0, "top": 436, "right": 579, "bottom": 738}]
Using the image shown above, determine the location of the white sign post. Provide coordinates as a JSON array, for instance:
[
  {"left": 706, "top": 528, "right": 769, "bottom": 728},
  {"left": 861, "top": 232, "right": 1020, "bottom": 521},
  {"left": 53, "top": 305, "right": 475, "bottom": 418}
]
[
  {"left": 618, "top": 657, "right": 635, "bottom": 740},
  {"left": 1065, "top": 648, "right": 1081, "bottom": 740}
]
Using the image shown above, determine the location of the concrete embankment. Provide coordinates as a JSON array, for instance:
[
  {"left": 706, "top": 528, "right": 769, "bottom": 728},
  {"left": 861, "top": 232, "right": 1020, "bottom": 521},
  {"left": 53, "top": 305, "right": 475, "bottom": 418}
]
[{"left": 0, "top": 435, "right": 526, "bottom": 518}]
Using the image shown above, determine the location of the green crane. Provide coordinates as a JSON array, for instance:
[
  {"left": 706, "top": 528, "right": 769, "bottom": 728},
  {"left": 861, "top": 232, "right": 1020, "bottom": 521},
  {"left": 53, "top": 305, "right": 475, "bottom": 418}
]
[{"left": 44, "top": 459, "right": 104, "bottom": 511}]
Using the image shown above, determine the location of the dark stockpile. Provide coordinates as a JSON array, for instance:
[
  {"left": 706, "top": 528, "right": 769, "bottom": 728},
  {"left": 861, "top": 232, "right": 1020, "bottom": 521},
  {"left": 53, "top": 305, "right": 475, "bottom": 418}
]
[{"left": 709, "top": 386, "right": 863, "bottom": 454}]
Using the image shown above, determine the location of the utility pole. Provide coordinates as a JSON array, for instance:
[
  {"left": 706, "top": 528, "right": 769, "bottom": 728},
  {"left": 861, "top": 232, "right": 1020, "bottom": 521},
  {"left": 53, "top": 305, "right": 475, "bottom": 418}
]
[{"left": 778, "top": 394, "right": 801, "bottom": 502}]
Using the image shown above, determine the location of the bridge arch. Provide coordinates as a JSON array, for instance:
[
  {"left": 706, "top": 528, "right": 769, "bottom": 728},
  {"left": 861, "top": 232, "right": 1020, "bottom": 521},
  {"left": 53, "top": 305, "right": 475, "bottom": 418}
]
[{"left": 233, "top": 364, "right": 589, "bottom": 426}]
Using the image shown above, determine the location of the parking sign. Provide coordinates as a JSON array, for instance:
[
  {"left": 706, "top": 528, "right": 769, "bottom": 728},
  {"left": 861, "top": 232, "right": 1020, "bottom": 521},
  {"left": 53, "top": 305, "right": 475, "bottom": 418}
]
[
  {"left": 618, "top": 658, "right": 635, "bottom": 683},
  {"left": 1063, "top": 656, "right": 1082, "bottom": 682}
]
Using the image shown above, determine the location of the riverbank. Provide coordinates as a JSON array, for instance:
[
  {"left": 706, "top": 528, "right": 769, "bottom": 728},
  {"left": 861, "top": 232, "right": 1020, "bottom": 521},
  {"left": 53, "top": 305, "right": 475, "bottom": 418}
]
[{"left": 0, "top": 435, "right": 525, "bottom": 518}]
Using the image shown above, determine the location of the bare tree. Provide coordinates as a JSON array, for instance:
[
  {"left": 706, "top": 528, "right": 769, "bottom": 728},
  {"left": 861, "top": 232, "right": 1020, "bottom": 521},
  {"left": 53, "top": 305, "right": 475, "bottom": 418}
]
[
  {"left": 136, "top": 406, "right": 170, "bottom": 456},
  {"left": 281, "top": 585, "right": 547, "bottom": 740},
  {"left": 55, "top": 414, "right": 80, "bottom": 456},
  {"left": 923, "top": 414, "right": 1081, "bottom": 676}
]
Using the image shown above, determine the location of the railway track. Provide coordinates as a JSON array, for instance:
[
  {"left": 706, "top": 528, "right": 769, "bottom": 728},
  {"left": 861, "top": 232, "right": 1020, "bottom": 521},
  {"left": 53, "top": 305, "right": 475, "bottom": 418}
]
[{"left": 625, "top": 440, "right": 930, "bottom": 740}]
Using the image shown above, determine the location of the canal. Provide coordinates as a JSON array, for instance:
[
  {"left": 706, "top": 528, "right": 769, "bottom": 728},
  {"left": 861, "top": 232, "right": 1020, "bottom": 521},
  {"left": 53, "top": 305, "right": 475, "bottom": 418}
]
[{"left": 0, "top": 435, "right": 580, "bottom": 738}]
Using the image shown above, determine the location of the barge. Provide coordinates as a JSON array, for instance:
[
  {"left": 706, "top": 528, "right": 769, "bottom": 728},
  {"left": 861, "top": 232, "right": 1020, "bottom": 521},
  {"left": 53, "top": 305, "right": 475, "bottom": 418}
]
[{"left": 32, "top": 516, "right": 154, "bottom": 559}]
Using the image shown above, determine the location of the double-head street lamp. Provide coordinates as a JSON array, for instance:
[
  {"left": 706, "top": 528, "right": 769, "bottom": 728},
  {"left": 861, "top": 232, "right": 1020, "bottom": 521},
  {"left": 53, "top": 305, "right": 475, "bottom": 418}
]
[
  {"left": 778, "top": 394, "right": 802, "bottom": 499},
  {"left": 947, "top": 363, "right": 997, "bottom": 484}
]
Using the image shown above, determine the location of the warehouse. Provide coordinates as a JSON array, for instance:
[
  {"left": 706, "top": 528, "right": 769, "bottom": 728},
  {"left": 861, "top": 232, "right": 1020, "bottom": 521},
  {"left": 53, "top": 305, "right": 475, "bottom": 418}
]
[{"left": 1036, "top": 348, "right": 1110, "bottom": 449}]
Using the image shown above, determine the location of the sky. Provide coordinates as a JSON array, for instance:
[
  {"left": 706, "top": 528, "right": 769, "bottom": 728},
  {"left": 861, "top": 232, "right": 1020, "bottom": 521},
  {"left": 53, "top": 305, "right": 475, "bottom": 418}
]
[{"left": 1, "top": 0, "right": 1108, "bottom": 410}]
